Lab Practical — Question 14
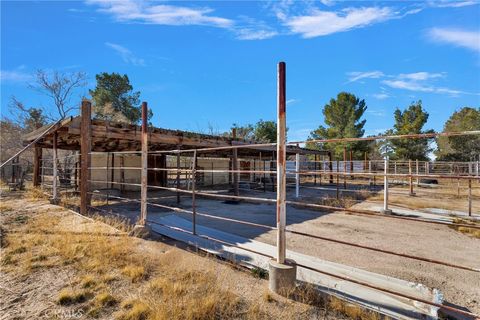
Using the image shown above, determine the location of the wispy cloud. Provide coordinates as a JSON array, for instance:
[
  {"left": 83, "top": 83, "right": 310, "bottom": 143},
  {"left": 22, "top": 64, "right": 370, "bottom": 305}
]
[
  {"left": 347, "top": 71, "right": 384, "bottom": 82},
  {"left": 282, "top": 7, "right": 395, "bottom": 38},
  {"left": 234, "top": 16, "right": 278, "bottom": 40},
  {"left": 372, "top": 93, "right": 390, "bottom": 100},
  {"left": 427, "top": 0, "right": 479, "bottom": 8},
  {"left": 382, "top": 72, "right": 467, "bottom": 96},
  {"left": 87, "top": 0, "right": 233, "bottom": 28},
  {"left": 348, "top": 70, "right": 476, "bottom": 97},
  {"left": 0, "top": 70, "right": 32, "bottom": 83},
  {"left": 427, "top": 27, "right": 480, "bottom": 52},
  {"left": 105, "top": 42, "right": 145, "bottom": 66}
]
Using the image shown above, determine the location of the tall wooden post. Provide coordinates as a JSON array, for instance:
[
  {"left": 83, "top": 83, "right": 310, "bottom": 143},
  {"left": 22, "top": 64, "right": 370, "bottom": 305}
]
[
  {"left": 33, "top": 146, "right": 42, "bottom": 187},
  {"left": 140, "top": 102, "right": 148, "bottom": 225},
  {"left": 52, "top": 132, "right": 58, "bottom": 202},
  {"left": 80, "top": 100, "right": 92, "bottom": 216},
  {"left": 276, "top": 61, "right": 287, "bottom": 264},
  {"left": 314, "top": 154, "right": 317, "bottom": 185}
]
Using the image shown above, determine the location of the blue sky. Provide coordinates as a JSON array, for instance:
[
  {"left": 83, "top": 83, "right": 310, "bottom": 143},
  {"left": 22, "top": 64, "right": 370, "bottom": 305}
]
[{"left": 1, "top": 0, "right": 479, "bottom": 142}]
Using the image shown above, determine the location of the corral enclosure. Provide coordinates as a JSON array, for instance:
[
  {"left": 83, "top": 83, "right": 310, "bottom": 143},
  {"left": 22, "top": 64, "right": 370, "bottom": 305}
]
[{"left": 3, "top": 78, "right": 478, "bottom": 319}]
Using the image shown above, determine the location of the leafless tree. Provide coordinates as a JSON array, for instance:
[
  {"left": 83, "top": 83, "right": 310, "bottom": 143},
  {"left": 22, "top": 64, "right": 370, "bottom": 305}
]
[{"left": 29, "top": 70, "right": 87, "bottom": 119}]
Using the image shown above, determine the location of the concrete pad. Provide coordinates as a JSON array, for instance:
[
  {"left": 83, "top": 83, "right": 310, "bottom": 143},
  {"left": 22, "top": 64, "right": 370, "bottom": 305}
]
[{"left": 148, "top": 215, "right": 442, "bottom": 320}]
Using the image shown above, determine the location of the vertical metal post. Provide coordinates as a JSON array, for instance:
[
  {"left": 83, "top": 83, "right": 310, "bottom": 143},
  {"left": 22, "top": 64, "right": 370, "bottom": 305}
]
[
  {"left": 381, "top": 158, "right": 392, "bottom": 214},
  {"left": 295, "top": 153, "right": 300, "bottom": 198},
  {"left": 232, "top": 128, "right": 239, "bottom": 197},
  {"left": 343, "top": 147, "right": 347, "bottom": 189},
  {"left": 140, "top": 102, "right": 148, "bottom": 225},
  {"left": 120, "top": 155, "right": 125, "bottom": 193},
  {"left": 110, "top": 153, "right": 115, "bottom": 189},
  {"left": 176, "top": 150, "right": 181, "bottom": 203},
  {"left": 192, "top": 150, "right": 197, "bottom": 235},
  {"left": 276, "top": 61, "right": 287, "bottom": 264},
  {"left": 350, "top": 150, "right": 354, "bottom": 180},
  {"left": 416, "top": 159, "right": 419, "bottom": 185},
  {"left": 468, "top": 179, "right": 472, "bottom": 216},
  {"left": 336, "top": 160, "right": 340, "bottom": 199},
  {"left": 106, "top": 152, "right": 110, "bottom": 205},
  {"left": 52, "top": 132, "right": 58, "bottom": 202},
  {"left": 368, "top": 160, "right": 372, "bottom": 185},
  {"left": 74, "top": 153, "right": 78, "bottom": 192},
  {"left": 328, "top": 151, "right": 333, "bottom": 184},
  {"left": 80, "top": 100, "right": 92, "bottom": 216},
  {"left": 409, "top": 159, "right": 414, "bottom": 196}
]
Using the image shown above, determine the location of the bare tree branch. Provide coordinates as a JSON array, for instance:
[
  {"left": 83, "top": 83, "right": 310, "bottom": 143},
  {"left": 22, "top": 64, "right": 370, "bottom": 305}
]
[{"left": 29, "top": 70, "right": 87, "bottom": 119}]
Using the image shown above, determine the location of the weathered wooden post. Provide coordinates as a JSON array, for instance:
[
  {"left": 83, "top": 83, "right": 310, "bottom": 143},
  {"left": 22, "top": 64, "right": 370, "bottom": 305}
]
[
  {"left": 176, "top": 149, "right": 181, "bottom": 203},
  {"left": 80, "top": 100, "right": 92, "bottom": 216},
  {"left": 52, "top": 132, "right": 58, "bottom": 203},
  {"left": 269, "top": 61, "right": 296, "bottom": 295},
  {"left": 140, "top": 102, "right": 148, "bottom": 225},
  {"left": 314, "top": 154, "right": 317, "bottom": 185},
  {"left": 381, "top": 158, "right": 392, "bottom": 214},
  {"left": 33, "top": 146, "right": 42, "bottom": 187}
]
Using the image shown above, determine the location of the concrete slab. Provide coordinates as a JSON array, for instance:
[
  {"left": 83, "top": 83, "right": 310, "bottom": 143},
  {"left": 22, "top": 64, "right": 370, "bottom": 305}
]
[{"left": 148, "top": 215, "right": 442, "bottom": 320}]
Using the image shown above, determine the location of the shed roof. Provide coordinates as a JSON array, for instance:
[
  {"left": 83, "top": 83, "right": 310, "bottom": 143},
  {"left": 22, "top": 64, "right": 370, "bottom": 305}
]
[{"left": 23, "top": 116, "right": 327, "bottom": 157}]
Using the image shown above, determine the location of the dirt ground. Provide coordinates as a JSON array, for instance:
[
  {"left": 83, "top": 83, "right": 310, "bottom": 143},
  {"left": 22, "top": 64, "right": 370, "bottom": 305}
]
[
  {"left": 0, "top": 191, "right": 357, "bottom": 320},
  {"left": 96, "top": 185, "right": 480, "bottom": 316}
]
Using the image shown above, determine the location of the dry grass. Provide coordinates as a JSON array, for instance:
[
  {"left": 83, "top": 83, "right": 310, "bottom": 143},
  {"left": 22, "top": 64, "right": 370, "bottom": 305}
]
[
  {"left": 0, "top": 200, "right": 255, "bottom": 319},
  {"left": 450, "top": 218, "right": 480, "bottom": 239},
  {"left": 1, "top": 192, "right": 384, "bottom": 320},
  {"left": 328, "top": 296, "right": 381, "bottom": 320},
  {"left": 24, "top": 186, "right": 50, "bottom": 201}
]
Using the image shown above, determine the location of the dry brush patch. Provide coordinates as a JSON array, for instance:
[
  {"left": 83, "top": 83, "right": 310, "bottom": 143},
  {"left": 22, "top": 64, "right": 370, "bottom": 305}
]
[{"left": 1, "top": 194, "right": 357, "bottom": 320}]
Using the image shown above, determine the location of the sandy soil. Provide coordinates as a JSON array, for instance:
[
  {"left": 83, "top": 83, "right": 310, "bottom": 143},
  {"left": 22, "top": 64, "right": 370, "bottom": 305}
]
[{"left": 0, "top": 192, "right": 348, "bottom": 320}]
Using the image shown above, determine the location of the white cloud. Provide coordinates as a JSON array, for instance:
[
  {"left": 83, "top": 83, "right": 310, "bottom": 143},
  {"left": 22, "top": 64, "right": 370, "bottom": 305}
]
[
  {"left": 105, "top": 42, "right": 145, "bottom": 66},
  {"left": 398, "top": 72, "right": 445, "bottom": 81},
  {"left": 235, "top": 29, "right": 278, "bottom": 40},
  {"left": 382, "top": 78, "right": 468, "bottom": 96},
  {"left": 283, "top": 7, "right": 394, "bottom": 38},
  {"left": 347, "top": 71, "right": 384, "bottom": 82},
  {"left": 427, "top": 27, "right": 480, "bottom": 52},
  {"left": 428, "top": 0, "right": 479, "bottom": 8},
  {"left": 286, "top": 99, "right": 298, "bottom": 105},
  {"left": 372, "top": 93, "right": 390, "bottom": 100},
  {"left": 0, "top": 70, "right": 32, "bottom": 83},
  {"left": 87, "top": 0, "right": 233, "bottom": 28}
]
